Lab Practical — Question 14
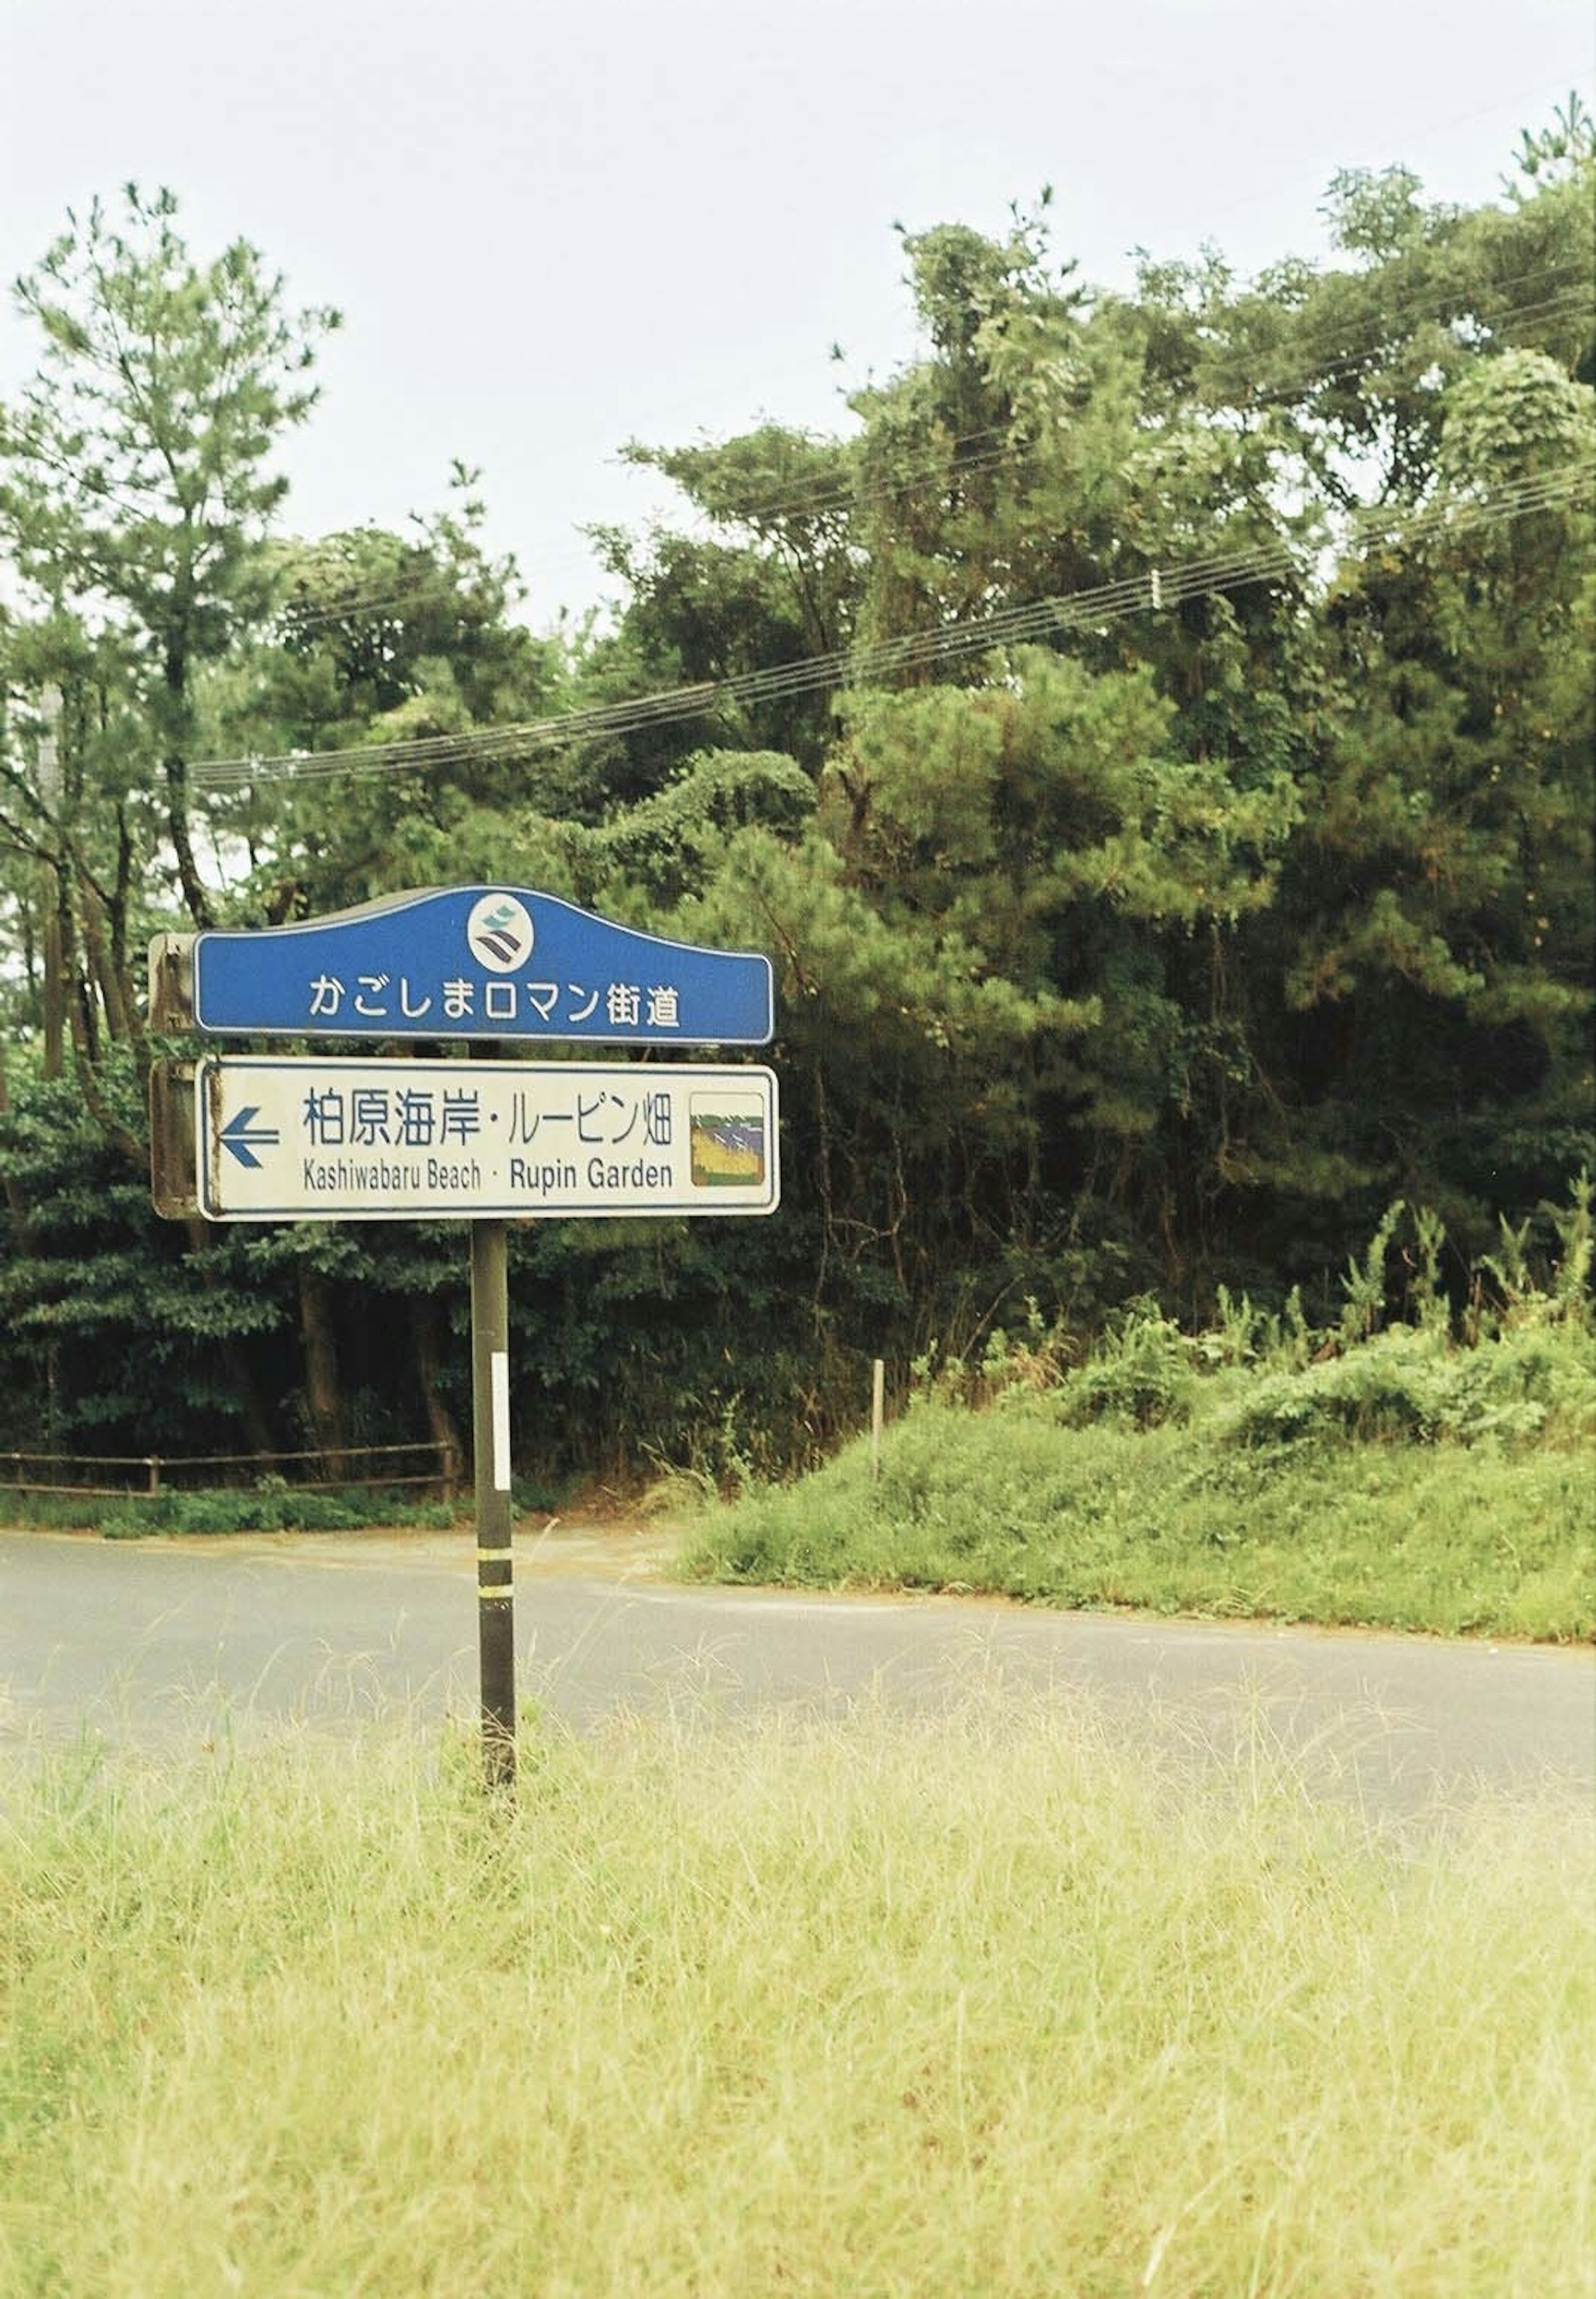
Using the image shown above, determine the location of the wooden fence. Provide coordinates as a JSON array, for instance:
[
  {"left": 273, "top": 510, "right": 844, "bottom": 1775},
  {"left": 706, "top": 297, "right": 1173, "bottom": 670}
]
[{"left": 0, "top": 1441, "right": 461, "bottom": 1502}]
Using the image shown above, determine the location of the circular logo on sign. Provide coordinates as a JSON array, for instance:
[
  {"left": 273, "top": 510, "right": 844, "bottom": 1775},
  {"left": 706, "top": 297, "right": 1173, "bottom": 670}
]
[{"left": 466, "top": 893, "right": 535, "bottom": 973}]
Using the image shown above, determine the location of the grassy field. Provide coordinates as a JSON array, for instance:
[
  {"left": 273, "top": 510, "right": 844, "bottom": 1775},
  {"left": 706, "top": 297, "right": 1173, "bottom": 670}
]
[{"left": 2, "top": 1713, "right": 1591, "bottom": 2297}]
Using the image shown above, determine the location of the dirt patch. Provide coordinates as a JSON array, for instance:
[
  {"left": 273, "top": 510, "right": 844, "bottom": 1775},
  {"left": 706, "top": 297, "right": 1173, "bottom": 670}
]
[
  {"left": 496, "top": 1513, "right": 683, "bottom": 1578},
  {"left": 5, "top": 1513, "right": 687, "bottom": 1580},
  {"left": 243, "top": 1514, "right": 679, "bottom": 1578}
]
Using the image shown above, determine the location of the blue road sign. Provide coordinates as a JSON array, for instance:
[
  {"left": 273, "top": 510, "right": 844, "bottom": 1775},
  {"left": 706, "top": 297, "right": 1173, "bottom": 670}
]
[{"left": 189, "top": 886, "right": 774, "bottom": 1045}]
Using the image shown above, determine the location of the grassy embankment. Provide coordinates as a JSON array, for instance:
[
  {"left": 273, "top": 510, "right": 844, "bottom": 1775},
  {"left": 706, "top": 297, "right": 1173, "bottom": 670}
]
[
  {"left": 676, "top": 1281, "right": 1596, "bottom": 1641},
  {"left": 2, "top": 1714, "right": 1591, "bottom": 2297}
]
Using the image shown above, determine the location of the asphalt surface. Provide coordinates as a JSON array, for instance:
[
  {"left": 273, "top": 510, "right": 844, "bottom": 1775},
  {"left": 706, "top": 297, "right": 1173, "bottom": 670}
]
[{"left": 1, "top": 1524, "right": 1591, "bottom": 1819}]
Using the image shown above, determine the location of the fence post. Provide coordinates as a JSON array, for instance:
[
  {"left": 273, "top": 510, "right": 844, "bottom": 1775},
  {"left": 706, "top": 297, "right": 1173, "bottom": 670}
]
[{"left": 148, "top": 1454, "right": 161, "bottom": 1497}]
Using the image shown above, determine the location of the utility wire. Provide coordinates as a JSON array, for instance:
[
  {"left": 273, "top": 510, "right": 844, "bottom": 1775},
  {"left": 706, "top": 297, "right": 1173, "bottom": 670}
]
[
  {"left": 193, "top": 462, "right": 1591, "bottom": 789},
  {"left": 203, "top": 463, "right": 1589, "bottom": 783},
  {"left": 262, "top": 263, "right": 1592, "bottom": 638}
]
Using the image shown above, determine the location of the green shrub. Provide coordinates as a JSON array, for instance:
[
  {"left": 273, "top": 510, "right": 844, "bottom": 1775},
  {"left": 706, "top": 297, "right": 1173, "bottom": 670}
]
[
  {"left": 94, "top": 1488, "right": 454, "bottom": 1538},
  {"left": 1220, "top": 1322, "right": 1596, "bottom": 1451},
  {"left": 1052, "top": 1299, "right": 1197, "bottom": 1429}
]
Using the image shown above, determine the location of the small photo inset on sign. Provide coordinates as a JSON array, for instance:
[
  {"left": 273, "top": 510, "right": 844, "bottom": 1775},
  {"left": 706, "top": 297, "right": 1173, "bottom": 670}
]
[{"left": 690, "top": 1092, "right": 766, "bottom": 1188}]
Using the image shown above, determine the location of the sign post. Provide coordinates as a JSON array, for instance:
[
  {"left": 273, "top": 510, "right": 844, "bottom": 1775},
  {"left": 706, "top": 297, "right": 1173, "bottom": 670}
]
[
  {"left": 470, "top": 1218, "right": 515, "bottom": 1788},
  {"left": 150, "top": 886, "right": 778, "bottom": 1790}
]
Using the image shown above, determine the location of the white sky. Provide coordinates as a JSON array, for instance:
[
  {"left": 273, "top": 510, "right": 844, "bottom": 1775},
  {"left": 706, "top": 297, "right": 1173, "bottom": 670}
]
[{"left": 3, "top": 0, "right": 1591, "bottom": 628}]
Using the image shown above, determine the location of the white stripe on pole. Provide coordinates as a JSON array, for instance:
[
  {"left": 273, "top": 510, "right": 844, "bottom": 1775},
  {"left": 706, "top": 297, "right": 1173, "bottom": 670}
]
[{"left": 491, "top": 1351, "right": 511, "bottom": 1494}]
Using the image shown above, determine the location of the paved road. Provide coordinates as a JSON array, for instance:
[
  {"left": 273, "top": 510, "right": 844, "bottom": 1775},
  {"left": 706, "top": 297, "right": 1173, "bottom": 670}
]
[{"left": 1, "top": 1526, "right": 1591, "bottom": 1817}]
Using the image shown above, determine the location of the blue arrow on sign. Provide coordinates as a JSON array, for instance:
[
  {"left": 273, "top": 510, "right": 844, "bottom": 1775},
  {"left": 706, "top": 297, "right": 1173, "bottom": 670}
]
[{"left": 218, "top": 1106, "right": 280, "bottom": 1169}]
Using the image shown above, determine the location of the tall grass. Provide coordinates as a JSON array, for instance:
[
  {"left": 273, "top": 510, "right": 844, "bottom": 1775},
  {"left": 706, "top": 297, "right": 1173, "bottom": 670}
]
[
  {"left": 677, "top": 1401, "right": 1594, "bottom": 1637},
  {"left": 2, "top": 1717, "right": 1591, "bottom": 2296},
  {"left": 677, "top": 1200, "right": 1596, "bottom": 1639}
]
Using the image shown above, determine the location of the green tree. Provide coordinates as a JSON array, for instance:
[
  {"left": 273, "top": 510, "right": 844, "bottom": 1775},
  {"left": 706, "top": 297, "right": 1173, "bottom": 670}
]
[
  {"left": 0, "top": 184, "right": 337, "bottom": 943},
  {"left": 1276, "top": 345, "right": 1595, "bottom": 1246},
  {"left": 582, "top": 424, "right": 860, "bottom": 805},
  {"left": 202, "top": 473, "right": 568, "bottom": 922}
]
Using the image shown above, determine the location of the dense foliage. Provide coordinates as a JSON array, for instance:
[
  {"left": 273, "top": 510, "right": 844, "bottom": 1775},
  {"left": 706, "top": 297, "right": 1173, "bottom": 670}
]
[{"left": 0, "top": 129, "right": 1591, "bottom": 1479}]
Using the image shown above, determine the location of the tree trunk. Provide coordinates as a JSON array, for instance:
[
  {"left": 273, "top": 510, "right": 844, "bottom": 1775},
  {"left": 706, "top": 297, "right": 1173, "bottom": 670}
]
[
  {"left": 79, "top": 882, "right": 133, "bottom": 1045},
  {"left": 164, "top": 630, "right": 214, "bottom": 928},
  {"left": 106, "top": 806, "right": 141, "bottom": 1051},
  {"left": 408, "top": 1292, "right": 465, "bottom": 1495},
  {"left": 163, "top": 749, "right": 213, "bottom": 929},
  {"left": 219, "top": 1341, "right": 277, "bottom": 1459},
  {"left": 40, "top": 865, "right": 65, "bottom": 1080},
  {"left": 297, "top": 1263, "right": 349, "bottom": 1479},
  {"left": 0, "top": 1041, "right": 27, "bottom": 1230},
  {"left": 181, "top": 1217, "right": 277, "bottom": 1455}
]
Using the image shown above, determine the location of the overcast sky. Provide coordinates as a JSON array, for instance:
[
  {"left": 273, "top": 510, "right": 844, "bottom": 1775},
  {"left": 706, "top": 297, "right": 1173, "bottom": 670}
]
[{"left": 2, "top": 0, "right": 1591, "bottom": 627}]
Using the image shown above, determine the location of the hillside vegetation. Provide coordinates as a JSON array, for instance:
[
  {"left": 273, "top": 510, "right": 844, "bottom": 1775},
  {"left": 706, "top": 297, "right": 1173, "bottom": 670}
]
[{"left": 679, "top": 1190, "right": 1596, "bottom": 1641}]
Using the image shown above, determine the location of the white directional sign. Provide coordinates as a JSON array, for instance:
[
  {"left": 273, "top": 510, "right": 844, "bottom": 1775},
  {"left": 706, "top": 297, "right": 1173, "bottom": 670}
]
[{"left": 179, "top": 1057, "right": 779, "bottom": 1222}]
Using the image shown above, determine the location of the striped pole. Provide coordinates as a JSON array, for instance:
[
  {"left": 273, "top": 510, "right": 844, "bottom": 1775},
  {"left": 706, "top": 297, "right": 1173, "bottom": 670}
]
[{"left": 470, "top": 1217, "right": 515, "bottom": 1789}]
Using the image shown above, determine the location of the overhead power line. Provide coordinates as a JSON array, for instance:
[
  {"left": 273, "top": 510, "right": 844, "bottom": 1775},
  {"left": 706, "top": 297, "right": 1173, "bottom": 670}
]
[
  {"left": 261, "top": 261, "right": 1593, "bottom": 640},
  {"left": 193, "top": 461, "right": 1592, "bottom": 791}
]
